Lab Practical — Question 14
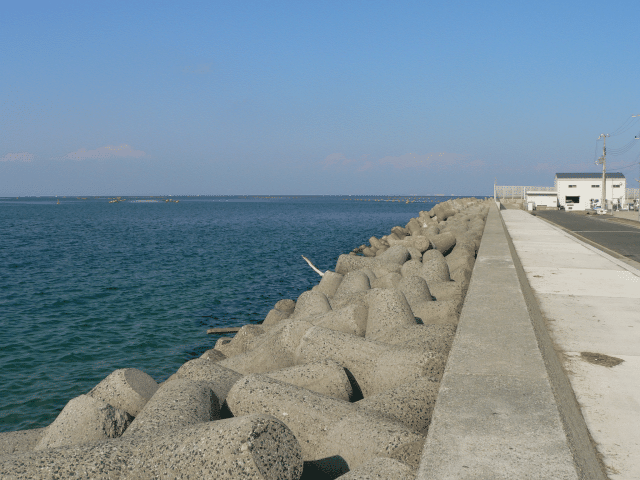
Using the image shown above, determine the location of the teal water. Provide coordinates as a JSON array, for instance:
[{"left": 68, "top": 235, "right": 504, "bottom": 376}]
[{"left": 0, "top": 195, "right": 460, "bottom": 433}]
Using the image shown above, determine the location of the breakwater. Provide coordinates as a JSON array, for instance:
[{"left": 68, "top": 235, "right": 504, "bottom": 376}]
[{"left": 0, "top": 197, "right": 490, "bottom": 479}]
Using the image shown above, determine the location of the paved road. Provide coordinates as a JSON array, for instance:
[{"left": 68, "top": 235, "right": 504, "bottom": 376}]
[{"left": 534, "top": 210, "right": 640, "bottom": 263}]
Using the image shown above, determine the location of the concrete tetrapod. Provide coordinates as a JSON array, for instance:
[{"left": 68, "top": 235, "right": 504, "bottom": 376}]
[
  {"left": 421, "top": 250, "right": 451, "bottom": 284},
  {"left": 123, "top": 378, "right": 219, "bottom": 437},
  {"left": 262, "top": 300, "right": 294, "bottom": 328},
  {"left": 295, "top": 326, "right": 446, "bottom": 397},
  {"left": 218, "top": 320, "right": 314, "bottom": 374},
  {"left": 400, "top": 259, "right": 426, "bottom": 279},
  {"left": 405, "top": 217, "right": 422, "bottom": 235},
  {"left": 0, "top": 428, "right": 46, "bottom": 457},
  {"left": 364, "top": 288, "right": 416, "bottom": 341},
  {"left": 266, "top": 359, "right": 354, "bottom": 402},
  {"left": 35, "top": 395, "right": 132, "bottom": 450},
  {"left": 226, "top": 375, "right": 424, "bottom": 469},
  {"left": 375, "top": 245, "right": 410, "bottom": 265},
  {"left": 397, "top": 275, "right": 433, "bottom": 320},
  {"left": 165, "top": 358, "right": 243, "bottom": 404},
  {"left": 355, "top": 376, "right": 440, "bottom": 435},
  {"left": 427, "top": 280, "right": 465, "bottom": 304},
  {"left": 274, "top": 298, "right": 296, "bottom": 315},
  {"left": 370, "top": 271, "right": 403, "bottom": 289},
  {"left": 0, "top": 415, "right": 304, "bottom": 480},
  {"left": 87, "top": 368, "right": 159, "bottom": 417},
  {"left": 314, "top": 271, "right": 344, "bottom": 298},
  {"left": 333, "top": 270, "right": 371, "bottom": 300},
  {"left": 381, "top": 323, "right": 457, "bottom": 354},
  {"left": 362, "top": 246, "right": 376, "bottom": 257},
  {"left": 433, "top": 203, "right": 457, "bottom": 221},
  {"left": 334, "top": 255, "right": 402, "bottom": 277},
  {"left": 406, "top": 246, "right": 423, "bottom": 261},
  {"left": 445, "top": 246, "right": 476, "bottom": 285},
  {"left": 429, "top": 231, "right": 456, "bottom": 255},
  {"left": 167, "top": 357, "right": 353, "bottom": 402},
  {"left": 291, "top": 291, "right": 332, "bottom": 318},
  {"left": 262, "top": 308, "right": 287, "bottom": 328},
  {"left": 214, "top": 324, "right": 266, "bottom": 357},
  {"left": 387, "top": 235, "right": 431, "bottom": 253},
  {"left": 308, "top": 303, "right": 368, "bottom": 337},
  {"left": 200, "top": 348, "right": 227, "bottom": 361},
  {"left": 412, "top": 299, "right": 461, "bottom": 325}
]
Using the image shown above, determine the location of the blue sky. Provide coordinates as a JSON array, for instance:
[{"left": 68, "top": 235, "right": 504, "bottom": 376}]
[{"left": 2, "top": 1, "right": 640, "bottom": 196}]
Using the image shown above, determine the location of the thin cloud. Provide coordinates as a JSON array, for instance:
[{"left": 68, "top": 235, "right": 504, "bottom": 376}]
[
  {"left": 2, "top": 152, "right": 34, "bottom": 162},
  {"left": 62, "top": 144, "right": 146, "bottom": 160}
]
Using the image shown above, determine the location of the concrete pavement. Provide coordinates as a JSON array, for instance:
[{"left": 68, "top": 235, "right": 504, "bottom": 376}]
[
  {"left": 534, "top": 210, "right": 640, "bottom": 265},
  {"left": 417, "top": 206, "right": 586, "bottom": 479},
  {"left": 501, "top": 209, "right": 640, "bottom": 480}
]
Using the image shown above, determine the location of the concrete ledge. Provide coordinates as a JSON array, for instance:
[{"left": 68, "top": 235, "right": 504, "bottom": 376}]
[{"left": 417, "top": 205, "right": 583, "bottom": 479}]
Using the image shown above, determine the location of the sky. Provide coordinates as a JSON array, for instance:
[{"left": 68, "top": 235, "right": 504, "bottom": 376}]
[{"left": 2, "top": 0, "right": 640, "bottom": 196}]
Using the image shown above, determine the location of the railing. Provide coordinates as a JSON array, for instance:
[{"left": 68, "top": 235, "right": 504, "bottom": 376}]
[
  {"left": 494, "top": 185, "right": 555, "bottom": 200},
  {"left": 494, "top": 185, "right": 556, "bottom": 210},
  {"left": 627, "top": 188, "right": 639, "bottom": 200}
]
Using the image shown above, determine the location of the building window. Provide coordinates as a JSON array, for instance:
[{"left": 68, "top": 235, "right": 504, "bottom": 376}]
[
  {"left": 592, "top": 185, "right": 600, "bottom": 188},
  {"left": 612, "top": 185, "right": 621, "bottom": 188},
  {"left": 568, "top": 185, "right": 577, "bottom": 188}
]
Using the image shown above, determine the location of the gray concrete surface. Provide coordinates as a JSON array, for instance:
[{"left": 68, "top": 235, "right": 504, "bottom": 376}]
[
  {"left": 534, "top": 210, "right": 640, "bottom": 264},
  {"left": 502, "top": 210, "right": 640, "bottom": 480},
  {"left": 417, "top": 206, "right": 581, "bottom": 480},
  {"left": 0, "top": 414, "right": 303, "bottom": 480}
]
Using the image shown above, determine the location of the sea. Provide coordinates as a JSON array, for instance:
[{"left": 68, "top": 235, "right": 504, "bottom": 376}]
[{"left": 0, "top": 194, "right": 473, "bottom": 433}]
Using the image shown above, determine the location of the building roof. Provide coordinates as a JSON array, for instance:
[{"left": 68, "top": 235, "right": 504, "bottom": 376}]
[{"left": 555, "top": 172, "right": 625, "bottom": 179}]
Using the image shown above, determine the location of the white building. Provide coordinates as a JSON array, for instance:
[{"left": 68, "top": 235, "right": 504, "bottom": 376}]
[
  {"left": 555, "top": 173, "right": 626, "bottom": 211},
  {"left": 525, "top": 190, "right": 558, "bottom": 209}
]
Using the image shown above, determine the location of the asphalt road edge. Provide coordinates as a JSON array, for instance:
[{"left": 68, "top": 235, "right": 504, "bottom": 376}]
[{"left": 532, "top": 214, "right": 640, "bottom": 273}]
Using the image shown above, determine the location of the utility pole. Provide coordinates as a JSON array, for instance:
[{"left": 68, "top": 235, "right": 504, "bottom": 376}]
[
  {"left": 596, "top": 134, "right": 609, "bottom": 211},
  {"left": 635, "top": 131, "right": 640, "bottom": 221}
]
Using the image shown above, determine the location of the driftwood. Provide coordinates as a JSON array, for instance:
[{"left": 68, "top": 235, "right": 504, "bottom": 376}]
[
  {"left": 207, "top": 327, "right": 242, "bottom": 334},
  {"left": 302, "top": 255, "right": 324, "bottom": 277}
]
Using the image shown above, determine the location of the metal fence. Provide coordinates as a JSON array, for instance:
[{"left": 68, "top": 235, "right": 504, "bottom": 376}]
[
  {"left": 494, "top": 185, "right": 555, "bottom": 200},
  {"left": 627, "top": 188, "right": 639, "bottom": 200}
]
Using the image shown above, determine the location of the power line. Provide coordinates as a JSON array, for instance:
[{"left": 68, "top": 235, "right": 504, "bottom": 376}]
[
  {"left": 609, "top": 115, "right": 640, "bottom": 136},
  {"left": 607, "top": 137, "right": 640, "bottom": 155}
]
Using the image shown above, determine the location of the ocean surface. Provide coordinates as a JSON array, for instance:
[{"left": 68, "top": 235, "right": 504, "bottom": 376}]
[{"left": 0, "top": 195, "right": 471, "bottom": 433}]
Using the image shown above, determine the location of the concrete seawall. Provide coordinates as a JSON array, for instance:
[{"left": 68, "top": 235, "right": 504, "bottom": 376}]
[{"left": 417, "top": 204, "right": 611, "bottom": 479}]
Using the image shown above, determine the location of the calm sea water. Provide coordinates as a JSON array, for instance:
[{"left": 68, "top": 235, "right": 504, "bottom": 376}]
[{"left": 0, "top": 195, "right": 468, "bottom": 433}]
